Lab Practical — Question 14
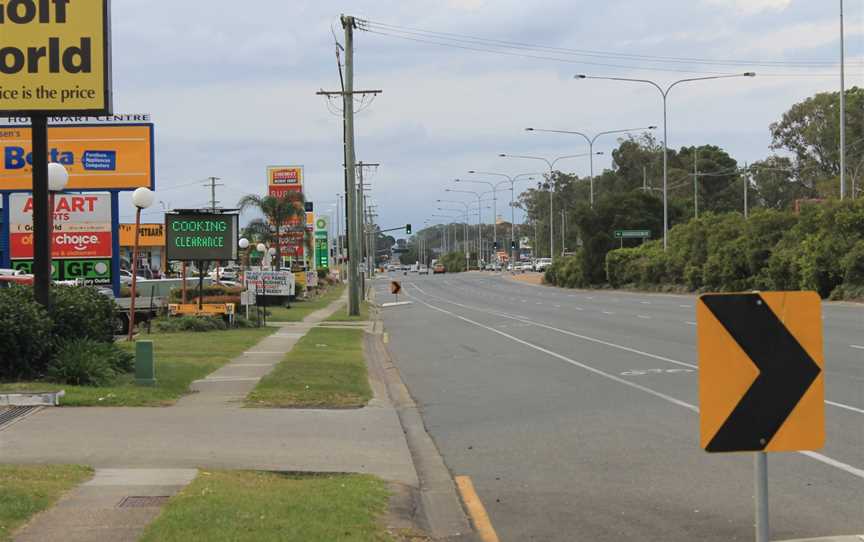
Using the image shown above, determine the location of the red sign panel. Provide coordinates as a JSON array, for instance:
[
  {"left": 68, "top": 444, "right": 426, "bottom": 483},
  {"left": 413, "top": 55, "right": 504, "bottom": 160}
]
[{"left": 10, "top": 231, "right": 113, "bottom": 259}]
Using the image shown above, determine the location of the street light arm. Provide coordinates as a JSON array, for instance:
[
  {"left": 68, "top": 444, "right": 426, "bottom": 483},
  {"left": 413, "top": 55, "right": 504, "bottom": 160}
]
[
  {"left": 576, "top": 74, "right": 665, "bottom": 96},
  {"left": 593, "top": 126, "right": 658, "bottom": 143},
  {"left": 665, "top": 72, "right": 756, "bottom": 94},
  {"left": 526, "top": 128, "right": 591, "bottom": 145}
]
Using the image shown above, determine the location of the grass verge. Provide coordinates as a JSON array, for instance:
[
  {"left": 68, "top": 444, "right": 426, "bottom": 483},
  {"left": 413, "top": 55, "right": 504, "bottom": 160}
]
[
  {"left": 0, "top": 464, "right": 92, "bottom": 542},
  {"left": 246, "top": 327, "right": 371, "bottom": 408},
  {"left": 139, "top": 470, "right": 391, "bottom": 542},
  {"left": 0, "top": 327, "right": 275, "bottom": 407},
  {"left": 267, "top": 283, "right": 345, "bottom": 322},
  {"left": 325, "top": 300, "right": 370, "bottom": 322}
]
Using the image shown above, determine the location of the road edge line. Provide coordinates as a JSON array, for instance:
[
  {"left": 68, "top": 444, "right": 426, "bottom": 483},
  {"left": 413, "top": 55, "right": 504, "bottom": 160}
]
[
  {"left": 455, "top": 475, "right": 501, "bottom": 542},
  {"left": 363, "top": 331, "right": 473, "bottom": 539}
]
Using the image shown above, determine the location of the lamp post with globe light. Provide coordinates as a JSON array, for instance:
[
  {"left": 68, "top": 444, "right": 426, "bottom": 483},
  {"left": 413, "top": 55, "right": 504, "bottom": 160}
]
[
  {"left": 32, "top": 163, "right": 69, "bottom": 307},
  {"left": 128, "top": 187, "right": 155, "bottom": 340}
]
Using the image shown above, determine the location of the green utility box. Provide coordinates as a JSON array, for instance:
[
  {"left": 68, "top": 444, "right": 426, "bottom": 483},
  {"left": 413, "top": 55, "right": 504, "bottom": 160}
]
[{"left": 135, "top": 340, "right": 157, "bottom": 387}]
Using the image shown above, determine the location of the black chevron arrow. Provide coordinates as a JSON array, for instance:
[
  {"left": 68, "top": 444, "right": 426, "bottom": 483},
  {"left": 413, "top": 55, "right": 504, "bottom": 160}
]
[{"left": 701, "top": 293, "right": 821, "bottom": 452}]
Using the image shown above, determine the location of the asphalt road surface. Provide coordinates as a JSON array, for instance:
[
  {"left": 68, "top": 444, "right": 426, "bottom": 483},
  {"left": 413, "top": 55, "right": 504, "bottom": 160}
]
[{"left": 375, "top": 271, "right": 863, "bottom": 542}]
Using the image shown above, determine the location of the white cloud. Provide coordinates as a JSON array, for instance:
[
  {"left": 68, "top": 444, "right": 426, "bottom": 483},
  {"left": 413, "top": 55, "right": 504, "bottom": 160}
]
[{"left": 705, "top": 0, "right": 792, "bottom": 16}]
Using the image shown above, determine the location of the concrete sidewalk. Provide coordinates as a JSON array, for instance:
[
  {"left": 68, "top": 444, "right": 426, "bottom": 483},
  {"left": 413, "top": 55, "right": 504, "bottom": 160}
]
[{"left": 4, "top": 289, "right": 422, "bottom": 540}]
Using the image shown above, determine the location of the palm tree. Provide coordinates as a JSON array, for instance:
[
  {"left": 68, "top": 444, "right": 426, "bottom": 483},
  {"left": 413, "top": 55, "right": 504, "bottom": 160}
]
[{"left": 238, "top": 192, "right": 306, "bottom": 270}]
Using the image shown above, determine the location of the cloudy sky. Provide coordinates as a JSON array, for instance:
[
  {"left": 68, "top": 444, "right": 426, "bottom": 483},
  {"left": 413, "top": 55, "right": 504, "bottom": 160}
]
[{"left": 110, "top": 0, "right": 863, "bottom": 235}]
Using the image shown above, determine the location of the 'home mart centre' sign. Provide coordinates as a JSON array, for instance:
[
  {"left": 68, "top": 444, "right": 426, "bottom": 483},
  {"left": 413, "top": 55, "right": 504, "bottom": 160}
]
[{"left": 165, "top": 213, "right": 238, "bottom": 262}]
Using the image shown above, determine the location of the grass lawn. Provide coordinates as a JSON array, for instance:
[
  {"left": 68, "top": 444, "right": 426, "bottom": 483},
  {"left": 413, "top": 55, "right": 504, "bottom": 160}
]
[
  {"left": 246, "top": 328, "right": 371, "bottom": 408},
  {"left": 140, "top": 470, "right": 392, "bottom": 542},
  {"left": 325, "top": 300, "right": 370, "bottom": 322},
  {"left": 267, "top": 283, "right": 346, "bottom": 322},
  {"left": 0, "top": 464, "right": 92, "bottom": 542},
  {"left": 0, "top": 327, "right": 275, "bottom": 407}
]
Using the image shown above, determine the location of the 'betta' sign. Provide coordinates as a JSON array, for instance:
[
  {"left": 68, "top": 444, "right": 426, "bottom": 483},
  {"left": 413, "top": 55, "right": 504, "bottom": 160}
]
[
  {"left": 165, "top": 213, "right": 238, "bottom": 262},
  {"left": 0, "top": 0, "right": 112, "bottom": 114}
]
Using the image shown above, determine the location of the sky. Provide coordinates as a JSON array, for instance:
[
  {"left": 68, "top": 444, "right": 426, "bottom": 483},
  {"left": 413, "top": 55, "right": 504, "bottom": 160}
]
[{"left": 105, "top": 0, "right": 863, "bottom": 236}]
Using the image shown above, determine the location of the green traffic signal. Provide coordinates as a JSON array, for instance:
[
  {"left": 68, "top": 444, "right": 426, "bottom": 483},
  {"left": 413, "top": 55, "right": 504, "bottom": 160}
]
[{"left": 406, "top": 224, "right": 412, "bottom": 234}]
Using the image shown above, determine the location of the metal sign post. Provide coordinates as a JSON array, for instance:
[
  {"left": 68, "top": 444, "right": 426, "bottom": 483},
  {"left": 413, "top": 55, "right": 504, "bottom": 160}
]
[{"left": 755, "top": 452, "right": 769, "bottom": 542}]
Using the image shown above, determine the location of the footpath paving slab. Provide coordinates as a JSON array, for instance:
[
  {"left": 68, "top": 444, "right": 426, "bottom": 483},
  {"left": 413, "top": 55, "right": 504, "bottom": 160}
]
[{"left": 13, "top": 468, "right": 196, "bottom": 542}]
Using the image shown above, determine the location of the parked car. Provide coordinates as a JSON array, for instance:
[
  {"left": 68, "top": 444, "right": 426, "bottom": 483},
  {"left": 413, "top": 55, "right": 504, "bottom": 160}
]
[
  {"left": 534, "top": 258, "right": 553, "bottom": 272},
  {"left": 0, "top": 274, "right": 34, "bottom": 288},
  {"left": 418, "top": 266, "right": 430, "bottom": 275}
]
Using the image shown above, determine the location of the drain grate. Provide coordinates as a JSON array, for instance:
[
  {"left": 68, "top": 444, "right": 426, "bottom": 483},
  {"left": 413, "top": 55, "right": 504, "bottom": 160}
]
[
  {"left": 117, "top": 496, "right": 170, "bottom": 508},
  {"left": 0, "top": 406, "right": 40, "bottom": 430}
]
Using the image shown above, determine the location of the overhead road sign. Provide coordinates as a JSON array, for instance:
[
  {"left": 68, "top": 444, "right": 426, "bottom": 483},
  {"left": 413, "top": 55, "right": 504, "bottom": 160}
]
[
  {"left": 0, "top": 0, "right": 113, "bottom": 115},
  {"left": 614, "top": 230, "right": 650, "bottom": 239},
  {"left": 697, "top": 291, "right": 824, "bottom": 453}
]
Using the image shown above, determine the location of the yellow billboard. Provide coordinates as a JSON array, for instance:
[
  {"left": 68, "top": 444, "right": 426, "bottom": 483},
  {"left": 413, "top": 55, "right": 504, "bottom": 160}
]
[
  {"left": 118, "top": 223, "right": 165, "bottom": 247},
  {"left": 0, "top": 123, "right": 153, "bottom": 190},
  {"left": 266, "top": 166, "right": 303, "bottom": 197},
  {"left": 0, "top": 0, "right": 112, "bottom": 114}
]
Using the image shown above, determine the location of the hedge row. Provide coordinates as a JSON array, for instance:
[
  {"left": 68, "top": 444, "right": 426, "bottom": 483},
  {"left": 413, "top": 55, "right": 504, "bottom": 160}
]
[
  {"left": 599, "top": 200, "right": 864, "bottom": 298},
  {"left": 542, "top": 199, "right": 864, "bottom": 299}
]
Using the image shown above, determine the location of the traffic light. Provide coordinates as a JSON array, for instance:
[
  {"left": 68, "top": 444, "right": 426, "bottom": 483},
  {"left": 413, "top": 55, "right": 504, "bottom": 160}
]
[
  {"left": 510, "top": 240, "right": 517, "bottom": 250},
  {"left": 405, "top": 224, "right": 412, "bottom": 234},
  {"left": 493, "top": 241, "right": 498, "bottom": 250}
]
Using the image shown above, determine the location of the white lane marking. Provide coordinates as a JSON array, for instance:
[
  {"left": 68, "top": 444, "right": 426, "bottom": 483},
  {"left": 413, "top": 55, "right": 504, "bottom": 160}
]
[
  {"left": 679, "top": 304, "right": 692, "bottom": 308},
  {"left": 574, "top": 307, "right": 584, "bottom": 311},
  {"left": 602, "top": 311, "right": 615, "bottom": 315},
  {"left": 587, "top": 296, "right": 595, "bottom": 300},
  {"left": 826, "top": 401, "right": 864, "bottom": 414},
  {"left": 685, "top": 321, "right": 697, "bottom": 326},
  {"left": 412, "top": 285, "right": 864, "bottom": 415},
  {"left": 554, "top": 305, "right": 562, "bottom": 308},
  {"left": 851, "top": 345, "right": 864, "bottom": 350},
  {"left": 637, "top": 315, "right": 652, "bottom": 319},
  {"left": 641, "top": 301, "right": 651, "bottom": 305},
  {"left": 408, "top": 290, "right": 864, "bottom": 481}
]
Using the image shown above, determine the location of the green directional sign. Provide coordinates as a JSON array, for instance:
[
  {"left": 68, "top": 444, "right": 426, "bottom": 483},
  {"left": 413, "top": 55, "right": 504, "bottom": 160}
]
[
  {"left": 614, "top": 230, "right": 651, "bottom": 239},
  {"left": 314, "top": 216, "right": 329, "bottom": 270}
]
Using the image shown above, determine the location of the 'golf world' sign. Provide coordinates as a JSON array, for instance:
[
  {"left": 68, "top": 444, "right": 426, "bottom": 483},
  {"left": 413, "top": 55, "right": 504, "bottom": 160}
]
[
  {"left": 165, "top": 213, "right": 238, "bottom": 262},
  {"left": 0, "top": 0, "right": 112, "bottom": 114}
]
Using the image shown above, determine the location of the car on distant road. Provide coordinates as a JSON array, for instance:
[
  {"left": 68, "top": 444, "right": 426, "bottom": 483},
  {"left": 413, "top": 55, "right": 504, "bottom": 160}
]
[
  {"left": 0, "top": 274, "right": 34, "bottom": 288},
  {"left": 534, "top": 258, "right": 553, "bottom": 272},
  {"left": 418, "top": 266, "right": 430, "bottom": 275},
  {"left": 433, "top": 263, "right": 446, "bottom": 274}
]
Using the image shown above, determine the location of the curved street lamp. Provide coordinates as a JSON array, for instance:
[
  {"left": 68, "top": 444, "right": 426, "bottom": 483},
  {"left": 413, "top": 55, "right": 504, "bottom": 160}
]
[
  {"left": 575, "top": 72, "right": 756, "bottom": 249},
  {"left": 525, "top": 125, "right": 656, "bottom": 207},
  {"left": 499, "top": 152, "right": 601, "bottom": 257}
]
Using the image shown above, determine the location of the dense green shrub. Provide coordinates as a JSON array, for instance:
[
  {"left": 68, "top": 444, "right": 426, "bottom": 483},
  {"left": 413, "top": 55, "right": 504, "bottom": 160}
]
[
  {"left": 152, "top": 315, "right": 228, "bottom": 333},
  {"left": 440, "top": 252, "right": 467, "bottom": 273},
  {"left": 0, "top": 286, "right": 53, "bottom": 380},
  {"left": 47, "top": 339, "right": 127, "bottom": 387},
  {"left": 50, "top": 285, "right": 115, "bottom": 345},
  {"left": 599, "top": 199, "right": 864, "bottom": 297},
  {"left": 545, "top": 252, "right": 588, "bottom": 288}
]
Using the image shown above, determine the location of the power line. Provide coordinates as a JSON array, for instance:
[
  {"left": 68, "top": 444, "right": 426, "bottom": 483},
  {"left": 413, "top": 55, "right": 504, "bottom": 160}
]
[{"left": 359, "top": 18, "right": 862, "bottom": 68}]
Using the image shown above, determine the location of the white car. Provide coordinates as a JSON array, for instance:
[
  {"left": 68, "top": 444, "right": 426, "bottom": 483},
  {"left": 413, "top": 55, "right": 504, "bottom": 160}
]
[{"left": 534, "top": 258, "right": 553, "bottom": 272}]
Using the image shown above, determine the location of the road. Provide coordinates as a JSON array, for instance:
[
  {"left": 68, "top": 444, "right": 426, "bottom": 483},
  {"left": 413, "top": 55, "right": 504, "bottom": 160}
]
[{"left": 375, "top": 272, "right": 863, "bottom": 542}]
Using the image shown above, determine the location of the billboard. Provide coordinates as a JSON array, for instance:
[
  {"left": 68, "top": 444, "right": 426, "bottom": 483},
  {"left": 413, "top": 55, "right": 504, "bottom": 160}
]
[
  {"left": 118, "top": 223, "right": 164, "bottom": 247},
  {"left": 315, "top": 216, "right": 329, "bottom": 270},
  {"left": 165, "top": 213, "right": 238, "bottom": 262},
  {"left": 0, "top": 123, "right": 154, "bottom": 191},
  {"left": 244, "top": 270, "right": 295, "bottom": 296},
  {"left": 266, "top": 165, "right": 303, "bottom": 197},
  {"left": 266, "top": 165, "right": 305, "bottom": 258},
  {"left": 0, "top": 0, "right": 112, "bottom": 114},
  {"left": 9, "top": 193, "right": 112, "bottom": 259}
]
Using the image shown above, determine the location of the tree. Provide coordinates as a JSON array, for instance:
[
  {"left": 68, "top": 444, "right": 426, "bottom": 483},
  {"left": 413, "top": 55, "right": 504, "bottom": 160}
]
[
  {"left": 770, "top": 86, "right": 864, "bottom": 189},
  {"left": 237, "top": 193, "right": 306, "bottom": 270},
  {"left": 749, "top": 156, "right": 812, "bottom": 211}
]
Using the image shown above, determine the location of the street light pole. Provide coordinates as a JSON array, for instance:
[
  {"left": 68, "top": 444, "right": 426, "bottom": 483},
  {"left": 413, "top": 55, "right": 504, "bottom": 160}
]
[
  {"left": 468, "top": 171, "right": 537, "bottom": 269},
  {"left": 840, "top": 0, "right": 846, "bottom": 200},
  {"left": 438, "top": 201, "right": 471, "bottom": 270},
  {"left": 576, "top": 72, "right": 756, "bottom": 249},
  {"left": 525, "top": 126, "right": 656, "bottom": 207},
  {"left": 445, "top": 188, "right": 484, "bottom": 269},
  {"left": 455, "top": 178, "right": 498, "bottom": 260},
  {"left": 499, "top": 153, "right": 599, "bottom": 258}
]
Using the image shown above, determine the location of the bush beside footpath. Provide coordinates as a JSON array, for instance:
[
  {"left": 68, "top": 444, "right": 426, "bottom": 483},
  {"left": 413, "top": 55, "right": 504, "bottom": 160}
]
[
  {"left": 545, "top": 199, "right": 864, "bottom": 300},
  {"left": 0, "top": 285, "right": 128, "bottom": 383}
]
